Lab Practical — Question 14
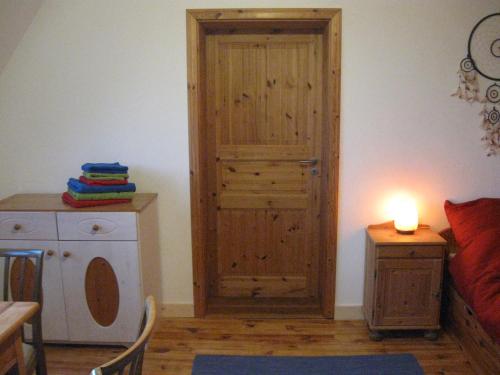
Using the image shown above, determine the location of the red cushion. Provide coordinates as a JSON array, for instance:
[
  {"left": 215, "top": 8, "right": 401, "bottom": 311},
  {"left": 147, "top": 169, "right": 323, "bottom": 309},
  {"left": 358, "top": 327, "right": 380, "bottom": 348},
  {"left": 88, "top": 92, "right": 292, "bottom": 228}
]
[{"left": 444, "top": 198, "right": 500, "bottom": 249}]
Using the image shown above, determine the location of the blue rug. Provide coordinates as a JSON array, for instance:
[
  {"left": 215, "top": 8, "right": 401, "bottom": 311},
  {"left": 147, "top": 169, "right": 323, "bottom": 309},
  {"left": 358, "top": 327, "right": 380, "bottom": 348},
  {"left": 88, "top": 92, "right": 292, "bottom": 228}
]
[{"left": 192, "top": 354, "right": 424, "bottom": 375}]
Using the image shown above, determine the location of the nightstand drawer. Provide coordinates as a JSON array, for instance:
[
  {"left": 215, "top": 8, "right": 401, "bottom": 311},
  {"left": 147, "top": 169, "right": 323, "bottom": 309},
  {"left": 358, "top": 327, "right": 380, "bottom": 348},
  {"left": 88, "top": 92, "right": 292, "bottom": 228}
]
[{"left": 377, "top": 245, "right": 443, "bottom": 259}]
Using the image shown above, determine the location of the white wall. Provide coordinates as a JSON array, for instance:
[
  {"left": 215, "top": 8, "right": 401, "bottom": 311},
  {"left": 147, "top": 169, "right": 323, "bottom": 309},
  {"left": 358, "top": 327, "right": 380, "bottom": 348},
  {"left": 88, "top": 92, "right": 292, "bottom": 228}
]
[
  {"left": 1, "top": 0, "right": 499, "bottom": 311},
  {"left": 0, "top": 0, "right": 43, "bottom": 73}
]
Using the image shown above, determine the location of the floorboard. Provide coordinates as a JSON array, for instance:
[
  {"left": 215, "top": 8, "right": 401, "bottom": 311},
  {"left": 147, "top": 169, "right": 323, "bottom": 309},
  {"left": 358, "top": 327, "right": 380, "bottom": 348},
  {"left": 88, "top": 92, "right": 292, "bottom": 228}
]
[{"left": 45, "top": 317, "right": 475, "bottom": 374}]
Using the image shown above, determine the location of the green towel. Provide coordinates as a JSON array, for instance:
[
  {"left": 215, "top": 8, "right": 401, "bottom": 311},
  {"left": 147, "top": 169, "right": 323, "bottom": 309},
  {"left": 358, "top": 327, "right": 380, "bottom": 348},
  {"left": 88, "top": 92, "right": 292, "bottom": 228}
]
[
  {"left": 67, "top": 189, "right": 134, "bottom": 201},
  {"left": 83, "top": 171, "right": 129, "bottom": 180}
]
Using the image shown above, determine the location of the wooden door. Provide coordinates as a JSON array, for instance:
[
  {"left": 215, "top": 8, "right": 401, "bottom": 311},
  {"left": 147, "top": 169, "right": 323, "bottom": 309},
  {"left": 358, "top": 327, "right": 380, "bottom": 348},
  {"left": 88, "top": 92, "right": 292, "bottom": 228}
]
[
  {"left": 374, "top": 259, "right": 443, "bottom": 327},
  {"left": 206, "top": 33, "right": 323, "bottom": 301},
  {"left": 59, "top": 241, "right": 142, "bottom": 343},
  {"left": 187, "top": 9, "right": 341, "bottom": 317},
  {"left": 0, "top": 240, "right": 69, "bottom": 341}
]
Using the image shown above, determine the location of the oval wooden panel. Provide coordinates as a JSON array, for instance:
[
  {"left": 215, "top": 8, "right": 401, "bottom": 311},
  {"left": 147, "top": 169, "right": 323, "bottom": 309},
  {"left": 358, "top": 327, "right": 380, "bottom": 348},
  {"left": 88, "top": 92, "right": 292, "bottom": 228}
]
[
  {"left": 10, "top": 257, "right": 36, "bottom": 301},
  {"left": 11, "top": 257, "right": 42, "bottom": 323},
  {"left": 85, "top": 257, "right": 120, "bottom": 327}
]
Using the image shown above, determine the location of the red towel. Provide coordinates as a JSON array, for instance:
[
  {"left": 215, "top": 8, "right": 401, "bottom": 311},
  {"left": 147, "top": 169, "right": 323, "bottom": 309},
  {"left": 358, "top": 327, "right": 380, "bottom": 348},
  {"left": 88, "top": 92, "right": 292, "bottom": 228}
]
[
  {"left": 79, "top": 176, "right": 128, "bottom": 185},
  {"left": 61, "top": 192, "right": 131, "bottom": 208}
]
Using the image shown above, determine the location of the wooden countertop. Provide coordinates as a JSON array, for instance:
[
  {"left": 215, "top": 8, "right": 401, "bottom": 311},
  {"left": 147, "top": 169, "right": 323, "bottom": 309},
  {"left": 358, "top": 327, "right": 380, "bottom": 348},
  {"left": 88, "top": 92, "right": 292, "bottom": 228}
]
[
  {"left": 0, "top": 193, "right": 157, "bottom": 212},
  {"left": 367, "top": 221, "right": 447, "bottom": 245},
  {"left": 0, "top": 302, "right": 39, "bottom": 343}
]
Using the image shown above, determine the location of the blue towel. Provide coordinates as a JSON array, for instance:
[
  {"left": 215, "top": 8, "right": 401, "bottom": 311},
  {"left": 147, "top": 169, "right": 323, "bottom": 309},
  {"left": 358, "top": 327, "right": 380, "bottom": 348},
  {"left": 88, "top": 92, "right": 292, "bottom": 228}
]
[
  {"left": 67, "top": 178, "right": 136, "bottom": 194},
  {"left": 81, "top": 162, "right": 128, "bottom": 174}
]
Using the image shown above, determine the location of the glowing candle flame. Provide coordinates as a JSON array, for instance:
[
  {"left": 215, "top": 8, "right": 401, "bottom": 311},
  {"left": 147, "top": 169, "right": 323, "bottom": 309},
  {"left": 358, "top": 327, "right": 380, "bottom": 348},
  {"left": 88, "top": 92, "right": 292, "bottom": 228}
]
[{"left": 393, "top": 196, "right": 419, "bottom": 234}]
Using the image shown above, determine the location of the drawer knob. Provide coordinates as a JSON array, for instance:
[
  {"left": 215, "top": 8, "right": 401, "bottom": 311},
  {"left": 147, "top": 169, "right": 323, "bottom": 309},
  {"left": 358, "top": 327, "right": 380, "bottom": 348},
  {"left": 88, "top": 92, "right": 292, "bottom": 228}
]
[
  {"left": 47, "top": 250, "right": 54, "bottom": 256},
  {"left": 409, "top": 250, "right": 416, "bottom": 256},
  {"left": 92, "top": 224, "right": 100, "bottom": 232},
  {"left": 13, "top": 224, "right": 22, "bottom": 231},
  {"left": 63, "top": 251, "right": 71, "bottom": 258}
]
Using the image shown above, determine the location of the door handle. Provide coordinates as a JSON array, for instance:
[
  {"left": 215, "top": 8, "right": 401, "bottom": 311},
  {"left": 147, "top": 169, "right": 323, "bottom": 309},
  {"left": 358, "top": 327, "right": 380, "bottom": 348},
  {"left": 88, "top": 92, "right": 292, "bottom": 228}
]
[{"left": 298, "top": 159, "right": 318, "bottom": 166}]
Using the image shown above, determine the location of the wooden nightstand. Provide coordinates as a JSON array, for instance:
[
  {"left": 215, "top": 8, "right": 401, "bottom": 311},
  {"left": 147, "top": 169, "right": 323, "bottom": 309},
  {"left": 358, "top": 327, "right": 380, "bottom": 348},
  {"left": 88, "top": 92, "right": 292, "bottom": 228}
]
[{"left": 363, "top": 222, "right": 446, "bottom": 341}]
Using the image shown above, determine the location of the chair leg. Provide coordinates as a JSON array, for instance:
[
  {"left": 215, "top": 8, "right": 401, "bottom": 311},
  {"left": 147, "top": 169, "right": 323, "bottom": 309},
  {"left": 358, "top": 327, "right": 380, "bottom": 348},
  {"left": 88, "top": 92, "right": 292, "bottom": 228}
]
[
  {"left": 35, "top": 347, "right": 48, "bottom": 375},
  {"left": 32, "top": 316, "right": 47, "bottom": 375}
]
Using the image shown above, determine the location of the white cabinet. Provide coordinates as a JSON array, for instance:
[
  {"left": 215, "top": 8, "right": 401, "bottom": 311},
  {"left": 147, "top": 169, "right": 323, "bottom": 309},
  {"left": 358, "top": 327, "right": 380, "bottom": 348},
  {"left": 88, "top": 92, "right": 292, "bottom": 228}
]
[{"left": 0, "top": 194, "right": 161, "bottom": 345}]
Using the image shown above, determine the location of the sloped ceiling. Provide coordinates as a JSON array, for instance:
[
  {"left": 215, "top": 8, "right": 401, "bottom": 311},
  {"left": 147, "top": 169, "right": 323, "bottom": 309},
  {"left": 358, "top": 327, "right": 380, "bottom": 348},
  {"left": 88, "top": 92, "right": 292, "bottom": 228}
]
[{"left": 0, "top": 0, "right": 43, "bottom": 74}]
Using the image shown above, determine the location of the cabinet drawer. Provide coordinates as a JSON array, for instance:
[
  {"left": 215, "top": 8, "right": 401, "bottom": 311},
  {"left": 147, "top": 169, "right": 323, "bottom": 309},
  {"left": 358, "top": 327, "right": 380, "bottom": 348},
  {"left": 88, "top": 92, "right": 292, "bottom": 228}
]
[
  {"left": 377, "top": 245, "right": 443, "bottom": 259},
  {"left": 57, "top": 213, "right": 137, "bottom": 241},
  {"left": 0, "top": 212, "right": 57, "bottom": 240}
]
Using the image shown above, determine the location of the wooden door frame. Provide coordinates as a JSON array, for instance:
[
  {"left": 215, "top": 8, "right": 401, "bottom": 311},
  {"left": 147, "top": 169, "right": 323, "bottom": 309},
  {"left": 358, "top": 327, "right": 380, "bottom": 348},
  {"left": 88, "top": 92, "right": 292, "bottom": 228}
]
[{"left": 186, "top": 8, "right": 341, "bottom": 318}]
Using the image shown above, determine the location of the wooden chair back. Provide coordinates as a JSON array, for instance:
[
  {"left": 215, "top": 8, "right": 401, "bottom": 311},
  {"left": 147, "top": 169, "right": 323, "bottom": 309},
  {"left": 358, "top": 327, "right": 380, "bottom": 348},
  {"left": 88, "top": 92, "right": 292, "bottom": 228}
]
[
  {"left": 90, "top": 296, "right": 157, "bottom": 375},
  {"left": 0, "top": 248, "right": 47, "bottom": 375}
]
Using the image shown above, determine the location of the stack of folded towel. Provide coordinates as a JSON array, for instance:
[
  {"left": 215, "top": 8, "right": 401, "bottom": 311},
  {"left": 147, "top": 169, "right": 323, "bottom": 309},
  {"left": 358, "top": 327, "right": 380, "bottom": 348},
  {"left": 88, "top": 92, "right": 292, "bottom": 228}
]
[{"left": 62, "top": 162, "right": 136, "bottom": 208}]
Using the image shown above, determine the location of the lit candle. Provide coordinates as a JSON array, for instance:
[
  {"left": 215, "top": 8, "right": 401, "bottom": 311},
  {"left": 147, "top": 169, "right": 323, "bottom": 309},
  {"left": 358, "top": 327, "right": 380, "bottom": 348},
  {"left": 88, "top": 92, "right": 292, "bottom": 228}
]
[{"left": 394, "top": 197, "right": 419, "bottom": 234}]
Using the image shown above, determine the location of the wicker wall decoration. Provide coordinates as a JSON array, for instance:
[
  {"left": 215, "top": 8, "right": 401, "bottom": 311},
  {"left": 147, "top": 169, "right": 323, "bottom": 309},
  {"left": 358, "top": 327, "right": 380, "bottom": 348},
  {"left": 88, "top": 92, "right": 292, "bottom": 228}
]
[{"left": 452, "top": 13, "right": 500, "bottom": 156}]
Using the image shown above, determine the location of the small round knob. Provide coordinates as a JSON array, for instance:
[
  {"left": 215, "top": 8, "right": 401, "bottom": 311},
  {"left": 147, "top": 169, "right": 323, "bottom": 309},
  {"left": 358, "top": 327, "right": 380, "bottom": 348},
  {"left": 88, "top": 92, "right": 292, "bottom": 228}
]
[
  {"left": 13, "top": 224, "right": 22, "bottom": 231},
  {"left": 63, "top": 251, "right": 71, "bottom": 258},
  {"left": 92, "top": 224, "right": 100, "bottom": 231},
  {"left": 47, "top": 250, "right": 54, "bottom": 256}
]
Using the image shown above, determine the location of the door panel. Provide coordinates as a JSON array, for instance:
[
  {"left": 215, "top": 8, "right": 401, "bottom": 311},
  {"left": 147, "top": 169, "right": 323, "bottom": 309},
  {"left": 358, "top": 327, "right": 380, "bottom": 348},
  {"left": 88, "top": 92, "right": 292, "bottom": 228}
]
[
  {"left": 374, "top": 259, "right": 443, "bottom": 326},
  {"left": 59, "top": 241, "right": 141, "bottom": 343},
  {"left": 218, "top": 209, "right": 306, "bottom": 274},
  {"left": 0, "top": 240, "right": 69, "bottom": 341},
  {"left": 221, "top": 161, "right": 307, "bottom": 192},
  {"left": 216, "top": 34, "right": 317, "bottom": 146},
  {"left": 207, "top": 33, "right": 323, "bottom": 299}
]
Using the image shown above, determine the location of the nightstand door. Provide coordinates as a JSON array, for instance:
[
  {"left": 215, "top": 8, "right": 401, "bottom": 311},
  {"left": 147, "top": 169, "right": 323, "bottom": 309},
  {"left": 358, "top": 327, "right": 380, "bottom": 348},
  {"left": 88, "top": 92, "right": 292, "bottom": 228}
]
[{"left": 374, "top": 258, "right": 442, "bottom": 327}]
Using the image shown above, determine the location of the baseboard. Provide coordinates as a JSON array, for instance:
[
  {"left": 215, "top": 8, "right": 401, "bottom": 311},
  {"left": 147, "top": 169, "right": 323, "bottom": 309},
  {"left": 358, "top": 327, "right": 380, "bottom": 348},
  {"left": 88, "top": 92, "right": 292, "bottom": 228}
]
[
  {"left": 334, "top": 305, "right": 364, "bottom": 320},
  {"left": 161, "top": 303, "right": 363, "bottom": 320},
  {"left": 162, "top": 303, "right": 195, "bottom": 318}
]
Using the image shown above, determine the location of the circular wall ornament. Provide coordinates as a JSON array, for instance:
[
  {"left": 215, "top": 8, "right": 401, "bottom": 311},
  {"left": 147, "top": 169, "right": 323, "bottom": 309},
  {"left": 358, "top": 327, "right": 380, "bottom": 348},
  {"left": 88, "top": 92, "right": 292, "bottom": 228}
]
[
  {"left": 453, "top": 13, "right": 500, "bottom": 156},
  {"left": 486, "top": 83, "right": 500, "bottom": 104},
  {"left": 487, "top": 107, "right": 500, "bottom": 124},
  {"left": 468, "top": 13, "right": 500, "bottom": 81},
  {"left": 460, "top": 57, "right": 474, "bottom": 72}
]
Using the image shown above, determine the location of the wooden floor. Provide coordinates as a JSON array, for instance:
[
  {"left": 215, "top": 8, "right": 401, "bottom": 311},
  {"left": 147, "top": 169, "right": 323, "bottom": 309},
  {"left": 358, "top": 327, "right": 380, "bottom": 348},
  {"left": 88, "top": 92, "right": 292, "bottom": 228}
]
[{"left": 45, "top": 317, "right": 475, "bottom": 374}]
